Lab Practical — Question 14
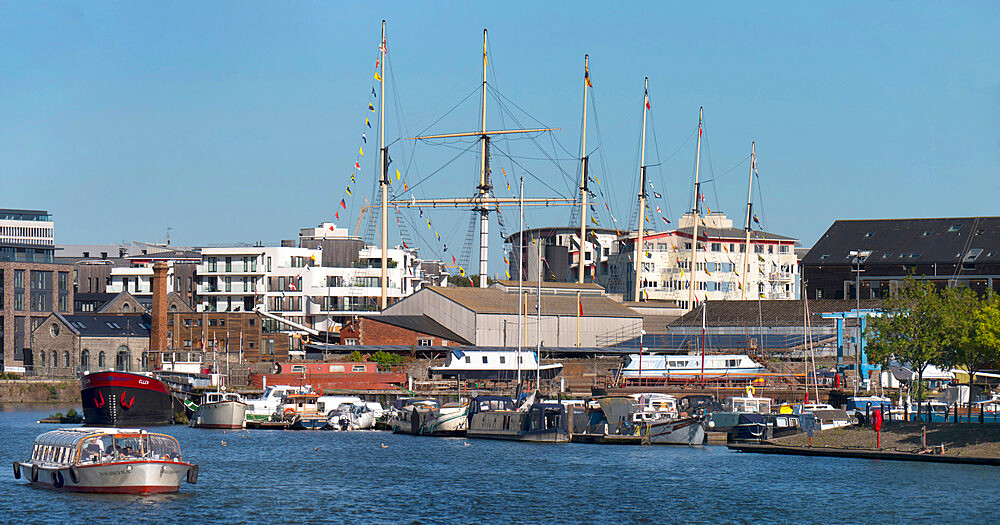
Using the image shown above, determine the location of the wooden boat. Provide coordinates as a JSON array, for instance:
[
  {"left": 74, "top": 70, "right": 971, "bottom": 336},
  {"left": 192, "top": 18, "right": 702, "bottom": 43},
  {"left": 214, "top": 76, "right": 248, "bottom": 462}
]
[
  {"left": 466, "top": 394, "right": 571, "bottom": 443},
  {"left": 190, "top": 391, "right": 247, "bottom": 430},
  {"left": 13, "top": 428, "right": 197, "bottom": 493}
]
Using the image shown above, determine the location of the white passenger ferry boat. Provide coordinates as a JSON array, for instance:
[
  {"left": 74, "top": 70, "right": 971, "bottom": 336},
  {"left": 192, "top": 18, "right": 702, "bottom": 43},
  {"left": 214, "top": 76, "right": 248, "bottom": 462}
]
[{"left": 13, "top": 428, "right": 198, "bottom": 493}]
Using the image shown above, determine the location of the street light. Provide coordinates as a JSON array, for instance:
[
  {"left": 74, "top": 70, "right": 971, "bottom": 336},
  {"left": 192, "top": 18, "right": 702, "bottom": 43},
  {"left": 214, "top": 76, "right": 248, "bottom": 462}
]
[{"left": 849, "top": 250, "right": 871, "bottom": 389}]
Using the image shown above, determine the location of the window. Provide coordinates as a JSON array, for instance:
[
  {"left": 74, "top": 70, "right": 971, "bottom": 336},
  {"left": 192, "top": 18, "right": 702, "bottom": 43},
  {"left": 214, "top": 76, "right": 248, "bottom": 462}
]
[
  {"left": 482, "top": 356, "right": 489, "bottom": 364},
  {"left": 98, "top": 351, "right": 105, "bottom": 368},
  {"left": 116, "top": 345, "right": 131, "bottom": 372},
  {"left": 58, "top": 272, "right": 68, "bottom": 291},
  {"left": 343, "top": 338, "right": 357, "bottom": 345},
  {"left": 81, "top": 350, "right": 90, "bottom": 370},
  {"left": 352, "top": 365, "right": 367, "bottom": 372},
  {"left": 464, "top": 356, "right": 471, "bottom": 364},
  {"left": 291, "top": 365, "right": 306, "bottom": 373},
  {"left": 39, "top": 350, "right": 45, "bottom": 367},
  {"left": 225, "top": 257, "right": 232, "bottom": 272},
  {"left": 418, "top": 339, "right": 432, "bottom": 346},
  {"left": 948, "top": 225, "right": 962, "bottom": 232},
  {"left": 208, "top": 257, "right": 217, "bottom": 272},
  {"left": 779, "top": 245, "right": 789, "bottom": 254},
  {"left": 141, "top": 353, "right": 148, "bottom": 370},
  {"left": 64, "top": 351, "right": 70, "bottom": 368},
  {"left": 500, "top": 356, "right": 506, "bottom": 364},
  {"left": 711, "top": 243, "right": 721, "bottom": 252}
]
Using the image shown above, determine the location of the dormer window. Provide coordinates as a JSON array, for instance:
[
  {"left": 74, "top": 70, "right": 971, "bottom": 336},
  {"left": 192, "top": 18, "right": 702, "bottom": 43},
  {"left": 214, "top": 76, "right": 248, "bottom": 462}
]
[{"left": 948, "top": 225, "right": 962, "bottom": 232}]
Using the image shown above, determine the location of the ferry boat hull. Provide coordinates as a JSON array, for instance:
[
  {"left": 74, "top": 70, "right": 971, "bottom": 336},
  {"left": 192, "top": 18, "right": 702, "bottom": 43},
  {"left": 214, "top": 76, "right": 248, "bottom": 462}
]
[
  {"left": 81, "top": 372, "right": 181, "bottom": 427},
  {"left": 16, "top": 460, "right": 194, "bottom": 494},
  {"left": 191, "top": 401, "right": 248, "bottom": 430}
]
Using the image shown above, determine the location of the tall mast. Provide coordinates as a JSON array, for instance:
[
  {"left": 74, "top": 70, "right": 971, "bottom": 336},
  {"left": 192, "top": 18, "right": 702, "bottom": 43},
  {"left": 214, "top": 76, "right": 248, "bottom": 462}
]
[
  {"left": 686, "top": 107, "right": 703, "bottom": 311},
  {"left": 633, "top": 78, "right": 649, "bottom": 303},
  {"left": 578, "top": 54, "right": 590, "bottom": 284},
  {"left": 379, "top": 20, "right": 389, "bottom": 309},
  {"left": 478, "top": 28, "right": 490, "bottom": 288},
  {"left": 517, "top": 176, "right": 523, "bottom": 386},
  {"left": 741, "top": 141, "right": 755, "bottom": 299},
  {"left": 536, "top": 234, "right": 542, "bottom": 388}
]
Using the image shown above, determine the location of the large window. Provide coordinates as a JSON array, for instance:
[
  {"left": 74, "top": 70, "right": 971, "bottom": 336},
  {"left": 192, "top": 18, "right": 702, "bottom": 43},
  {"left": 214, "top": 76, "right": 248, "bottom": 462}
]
[
  {"left": 208, "top": 257, "right": 217, "bottom": 272},
  {"left": 225, "top": 257, "right": 232, "bottom": 272},
  {"left": 81, "top": 349, "right": 90, "bottom": 370},
  {"left": 98, "top": 351, "right": 105, "bottom": 369},
  {"left": 63, "top": 351, "right": 70, "bottom": 368},
  {"left": 116, "top": 345, "right": 131, "bottom": 372}
]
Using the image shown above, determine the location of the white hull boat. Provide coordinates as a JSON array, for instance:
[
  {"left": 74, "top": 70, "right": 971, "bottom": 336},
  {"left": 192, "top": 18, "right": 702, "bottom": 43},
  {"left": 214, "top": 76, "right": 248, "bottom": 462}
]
[{"left": 191, "top": 391, "right": 247, "bottom": 430}]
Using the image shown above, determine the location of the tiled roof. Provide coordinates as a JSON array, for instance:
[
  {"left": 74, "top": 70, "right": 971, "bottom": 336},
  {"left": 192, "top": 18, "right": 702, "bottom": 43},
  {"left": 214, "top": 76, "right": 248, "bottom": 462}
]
[
  {"left": 802, "top": 217, "right": 1000, "bottom": 265},
  {"left": 668, "top": 299, "right": 883, "bottom": 328},
  {"left": 51, "top": 313, "right": 152, "bottom": 337},
  {"left": 425, "top": 286, "right": 641, "bottom": 318},
  {"left": 367, "top": 315, "right": 473, "bottom": 345}
]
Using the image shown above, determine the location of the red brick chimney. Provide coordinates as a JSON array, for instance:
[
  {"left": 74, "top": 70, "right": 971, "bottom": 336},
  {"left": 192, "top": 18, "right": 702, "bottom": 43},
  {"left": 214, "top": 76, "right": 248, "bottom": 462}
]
[{"left": 150, "top": 262, "right": 169, "bottom": 368}]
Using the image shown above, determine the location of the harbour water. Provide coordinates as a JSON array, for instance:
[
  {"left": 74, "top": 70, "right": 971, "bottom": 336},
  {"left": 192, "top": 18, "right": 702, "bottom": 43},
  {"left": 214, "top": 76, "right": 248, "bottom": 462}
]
[{"left": 3, "top": 403, "right": 1000, "bottom": 523}]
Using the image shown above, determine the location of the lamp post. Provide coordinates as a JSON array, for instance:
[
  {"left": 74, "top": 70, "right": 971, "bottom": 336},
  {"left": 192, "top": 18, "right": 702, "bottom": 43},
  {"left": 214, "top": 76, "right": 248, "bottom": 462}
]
[{"left": 849, "top": 250, "right": 871, "bottom": 390}]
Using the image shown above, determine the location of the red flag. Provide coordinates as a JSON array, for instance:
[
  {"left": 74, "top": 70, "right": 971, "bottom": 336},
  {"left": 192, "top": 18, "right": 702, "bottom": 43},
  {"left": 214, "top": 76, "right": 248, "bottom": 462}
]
[
  {"left": 335, "top": 211, "right": 339, "bottom": 220},
  {"left": 329, "top": 224, "right": 335, "bottom": 231},
  {"left": 451, "top": 255, "right": 456, "bottom": 264},
  {"left": 340, "top": 199, "right": 346, "bottom": 209},
  {"left": 402, "top": 241, "right": 408, "bottom": 249},
  {"left": 644, "top": 91, "right": 651, "bottom": 110},
  {"left": 355, "top": 161, "right": 360, "bottom": 169},
  {"left": 578, "top": 296, "right": 583, "bottom": 316},
  {"left": 403, "top": 182, "right": 408, "bottom": 192}
]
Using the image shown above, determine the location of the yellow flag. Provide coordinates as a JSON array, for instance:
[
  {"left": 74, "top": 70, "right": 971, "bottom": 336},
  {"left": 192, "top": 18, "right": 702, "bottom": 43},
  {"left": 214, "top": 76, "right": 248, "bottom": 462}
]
[
  {"left": 395, "top": 169, "right": 400, "bottom": 181},
  {"left": 374, "top": 72, "right": 382, "bottom": 82},
  {"left": 359, "top": 146, "right": 363, "bottom": 156}
]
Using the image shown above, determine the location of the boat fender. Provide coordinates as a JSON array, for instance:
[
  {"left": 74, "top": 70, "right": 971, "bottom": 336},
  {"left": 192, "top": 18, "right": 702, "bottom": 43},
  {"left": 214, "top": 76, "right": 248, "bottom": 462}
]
[
  {"left": 12, "top": 462, "right": 20, "bottom": 480},
  {"left": 51, "top": 470, "right": 64, "bottom": 488},
  {"left": 30, "top": 465, "right": 39, "bottom": 483},
  {"left": 186, "top": 465, "right": 199, "bottom": 484},
  {"left": 68, "top": 466, "right": 79, "bottom": 484}
]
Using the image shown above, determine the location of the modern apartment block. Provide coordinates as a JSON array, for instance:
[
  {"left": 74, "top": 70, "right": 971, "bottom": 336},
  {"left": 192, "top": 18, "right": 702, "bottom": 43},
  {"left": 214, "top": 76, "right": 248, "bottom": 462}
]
[
  {"left": 0, "top": 208, "right": 55, "bottom": 263},
  {"left": 196, "top": 223, "right": 446, "bottom": 332},
  {"left": 611, "top": 212, "right": 799, "bottom": 309},
  {"left": 0, "top": 261, "right": 74, "bottom": 373}
]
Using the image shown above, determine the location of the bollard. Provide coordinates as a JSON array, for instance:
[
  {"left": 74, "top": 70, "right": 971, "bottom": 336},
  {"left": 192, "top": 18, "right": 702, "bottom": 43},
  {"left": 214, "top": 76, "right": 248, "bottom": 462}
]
[{"left": 866, "top": 402, "right": 872, "bottom": 427}]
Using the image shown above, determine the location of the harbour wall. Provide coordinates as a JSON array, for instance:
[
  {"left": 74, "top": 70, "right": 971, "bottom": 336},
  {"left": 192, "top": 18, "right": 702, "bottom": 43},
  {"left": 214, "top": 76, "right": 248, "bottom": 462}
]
[{"left": 0, "top": 380, "right": 81, "bottom": 403}]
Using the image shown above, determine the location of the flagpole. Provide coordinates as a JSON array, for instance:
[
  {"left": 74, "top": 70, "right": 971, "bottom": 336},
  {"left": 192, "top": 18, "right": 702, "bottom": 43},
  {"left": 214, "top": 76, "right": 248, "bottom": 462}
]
[
  {"left": 687, "top": 107, "right": 703, "bottom": 311},
  {"left": 517, "top": 175, "right": 523, "bottom": 388},
  {"left": 379, "top": 20, "right": 389, "bottom": 310},
  {"left": 578, "top": 54, "right": 590, "bottom": 284},
  {"left": 634, "top": 78, "right": 649, "bottom": 304},
  {"left": 741, "top": 141, "right": 754, "bottom": 299},
  {"left": 536, "top": 235, "right": 542, "bottom": 389}
]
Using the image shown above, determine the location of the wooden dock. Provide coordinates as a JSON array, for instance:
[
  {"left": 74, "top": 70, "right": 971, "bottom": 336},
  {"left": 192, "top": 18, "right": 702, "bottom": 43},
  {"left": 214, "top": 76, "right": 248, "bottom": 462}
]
[{"left": 728, "top": 442, "right": 1000, "bottom": 466}]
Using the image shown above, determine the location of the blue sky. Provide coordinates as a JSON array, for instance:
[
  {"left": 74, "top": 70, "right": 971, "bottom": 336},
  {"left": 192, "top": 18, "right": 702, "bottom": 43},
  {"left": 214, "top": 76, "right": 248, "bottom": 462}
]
[{"left": 2, "top": 2, "right": 998, "bottom": 273}]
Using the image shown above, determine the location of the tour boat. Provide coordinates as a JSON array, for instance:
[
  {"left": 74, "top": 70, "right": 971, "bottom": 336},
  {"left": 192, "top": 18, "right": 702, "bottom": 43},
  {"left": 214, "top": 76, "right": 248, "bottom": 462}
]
[
  {"left": 466, "top": 393, "right": 571, "bottom": 443},
  {"left": 13, "top": 428, "right": 198, "bottom": 494},
  {"left": 619, "top": 354, "right": 765, "bottom": 384},
  {"left": 81, "top": 371, "right": 184, "bottom": 426},
  {"left": 190, "top": 391, "right": 248, "bottom": 430}
]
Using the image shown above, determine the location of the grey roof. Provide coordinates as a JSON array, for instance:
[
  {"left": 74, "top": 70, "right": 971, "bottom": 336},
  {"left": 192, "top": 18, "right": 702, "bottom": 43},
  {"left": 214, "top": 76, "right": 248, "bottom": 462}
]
[
  {"left": 675, "top": 226, "right": 797, "bottom": 242},
  {"left": 364, "top": 315, "right": 472, "bottom": 345},
  {"left": 425, "top": 286, "right": 642, "bottom": 318},
  {"left": 50, "top": 313, "right": 152, "bottom": 337},
  {"left": 669, "top": 299, "right": 883, "bottom": 328},
  {"left": 802, "top": 217, "right": 1000, "bottom": 265}
]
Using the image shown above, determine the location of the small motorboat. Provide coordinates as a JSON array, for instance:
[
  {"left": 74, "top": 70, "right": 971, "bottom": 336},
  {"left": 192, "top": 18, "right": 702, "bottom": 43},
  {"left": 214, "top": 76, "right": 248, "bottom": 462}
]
[
  {"left": 13, "top": 428, "right": 198, "bottom": 493},
  {"left": 190, "top": 390, "right": 248, "bottom": 430}
]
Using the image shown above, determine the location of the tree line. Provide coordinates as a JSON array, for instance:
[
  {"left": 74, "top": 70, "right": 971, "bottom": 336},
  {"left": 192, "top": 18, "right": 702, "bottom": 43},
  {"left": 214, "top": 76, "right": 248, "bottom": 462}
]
[{"left": 868, "top": 277, "right": 1000, "bottom": 416}]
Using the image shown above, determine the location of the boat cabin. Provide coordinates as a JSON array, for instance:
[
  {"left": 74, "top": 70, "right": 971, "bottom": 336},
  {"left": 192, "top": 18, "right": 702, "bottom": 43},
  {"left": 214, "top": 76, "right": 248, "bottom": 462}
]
[
  {"left": 724, "top": 396, "right": 773, "bottom": 414},
  {"left": 201, "top": 392, "right": 243, "bottom": 405},
  {"left": 32, "top": 428, "right": 182, "bottom": 466}
]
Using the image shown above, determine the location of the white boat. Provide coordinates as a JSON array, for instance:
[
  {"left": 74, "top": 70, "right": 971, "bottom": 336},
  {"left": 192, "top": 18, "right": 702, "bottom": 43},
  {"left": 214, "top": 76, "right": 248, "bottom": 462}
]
[
  {"left": 389, "top": 399, "right": 439, "bottom": 435},
  {"left": 620, "top": 354, "right": 765, "bottom": 381},
  {"left": 644, "top": 416, "right": 706, "bottom": 445},
  {"left": 328, "top": 402, "right": 379, "bottom": 431},
  {"left": 245, "top": 385, "right": 306, "bottom": 422},
  {"left": 419, "top": 401, "right": 469, "bottom": 436},
  {"left": 13, "top": 428, "right": 197, "bottom": 494},
  {"left": 429, "top": 349, "right": 563, "bottom": 381},
  {"left": 191, "top": 391, "right": 248, "bottom": 430}
]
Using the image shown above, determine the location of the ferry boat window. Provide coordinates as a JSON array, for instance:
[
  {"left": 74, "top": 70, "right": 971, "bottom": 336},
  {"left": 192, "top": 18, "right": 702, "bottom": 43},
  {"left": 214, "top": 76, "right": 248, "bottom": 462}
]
[
  {"left": 464, "top": 356, "right": 471, "bottom": 364},
  {"left": 725, "top": 359, "right": 740, "bottom": 367},
  {"left": 482, "top": 356, "right": 488, "bottom": 364},
  {"left": 499, "top": 356, "right": 506, "bottom": 364}
]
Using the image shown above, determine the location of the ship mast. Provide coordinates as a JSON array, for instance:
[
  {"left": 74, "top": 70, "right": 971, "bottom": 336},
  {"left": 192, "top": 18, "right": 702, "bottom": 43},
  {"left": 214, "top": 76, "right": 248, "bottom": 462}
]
[
  {"left": 477, "top": 29, "right": 490, "bottom": 287},
  {"left": 379, "top": 20, "right": 389, "bottom": 309},
  {"left": 578, "top": 54, "right": 590, "bottom": 284},
  {"left": 686, "top": 107, "right": 703, "bottom": 311},
  {"left": 741, "top": 141, "right": 755, "bottom": 299},
  {"left": 633, "top": 78, "right": 649, "bottom": 303}
]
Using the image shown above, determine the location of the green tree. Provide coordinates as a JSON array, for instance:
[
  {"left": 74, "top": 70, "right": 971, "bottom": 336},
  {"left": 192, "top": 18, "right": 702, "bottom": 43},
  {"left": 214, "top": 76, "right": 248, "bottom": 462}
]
[
  {"left": 370, "top": 350, "right": 404, "bottom": 371},
  {"left": 941, "top": 288, "right": 1000, "bottom": 420},
  {"left": 347, "top": 350, "right": 365, "bottom": 362},
  {"left": 868, "top": 278, "right": 950, "bottom": 417}
]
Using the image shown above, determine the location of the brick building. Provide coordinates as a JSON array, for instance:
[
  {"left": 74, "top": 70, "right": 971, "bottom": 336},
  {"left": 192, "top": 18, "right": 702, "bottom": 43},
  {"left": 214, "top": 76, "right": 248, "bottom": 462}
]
[
  {"left": 30, "top": 313, "right": 151, "bottom": 377},
  {"left": 338, "top": 315, "right": 472, "bottom": 346},
  {"left": 160, "top": 311, "right": 292, "bottom": 369},
  {"left": 0, "top": 261, "right": 74, "bottom": 373}
]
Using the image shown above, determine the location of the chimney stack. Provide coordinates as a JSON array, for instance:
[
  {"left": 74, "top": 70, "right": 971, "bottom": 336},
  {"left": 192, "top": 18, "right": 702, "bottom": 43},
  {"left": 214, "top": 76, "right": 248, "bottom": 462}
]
[{"left": 150, "top": 262, "right": 169, "bottom": 368}]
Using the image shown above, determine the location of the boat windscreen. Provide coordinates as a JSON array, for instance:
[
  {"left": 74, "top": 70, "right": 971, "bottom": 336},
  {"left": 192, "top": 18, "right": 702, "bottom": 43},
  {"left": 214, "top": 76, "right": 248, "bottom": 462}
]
[{"left": 597, "top": 398, "right": 636, "bottom": 432}]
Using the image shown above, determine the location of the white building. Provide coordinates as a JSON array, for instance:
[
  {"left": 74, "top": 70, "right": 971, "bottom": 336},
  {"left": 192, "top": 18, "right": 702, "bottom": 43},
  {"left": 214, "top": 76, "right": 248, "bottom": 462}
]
[
  {"left": 505, "top": 227, "right": 623, "bottom": 286},
  {"left": 195, "top": 223, "right": 447, "bottom": 332},
  {"left": 613, "top": 212, "right": 799, "bottom": 309}
]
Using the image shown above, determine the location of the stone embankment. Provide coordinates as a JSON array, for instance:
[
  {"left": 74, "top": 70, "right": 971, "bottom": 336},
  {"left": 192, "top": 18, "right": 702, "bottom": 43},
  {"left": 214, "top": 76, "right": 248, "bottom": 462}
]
[
  {"left": 772, "top": 421, "right": 1000, "bottom": 457},
  {"left": 0, "top": 380, "right": 81, "bottom": 403}
]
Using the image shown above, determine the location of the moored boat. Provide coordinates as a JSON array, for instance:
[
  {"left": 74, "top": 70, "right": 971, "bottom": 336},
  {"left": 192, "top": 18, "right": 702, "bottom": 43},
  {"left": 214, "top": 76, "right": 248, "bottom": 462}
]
[
  {"left": 81, "top": 371, "right": 184, "bottom": 426},
  {"left": 419, "top": 401, "right": 469, "bottom": 436},
  {"left": 13, "top": 428, "right": 198, "bottom": 494},
  {"left": 245, "top": 385, "right": 307, "bottom": 422},
  {"left": 277, "top": 393, "right": 329, "bottom": 430},
  {"left": 190, "top": 391, "right": 248, "bottom": 430},
  {"left": 466, "top": 393, "right": 571, "bottom": 443}
]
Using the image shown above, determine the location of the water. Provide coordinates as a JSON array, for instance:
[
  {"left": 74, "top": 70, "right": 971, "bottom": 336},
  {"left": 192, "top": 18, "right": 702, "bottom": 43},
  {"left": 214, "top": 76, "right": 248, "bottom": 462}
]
[{"left": 3, "top": 403, "right": 1000, "bottom": 524}]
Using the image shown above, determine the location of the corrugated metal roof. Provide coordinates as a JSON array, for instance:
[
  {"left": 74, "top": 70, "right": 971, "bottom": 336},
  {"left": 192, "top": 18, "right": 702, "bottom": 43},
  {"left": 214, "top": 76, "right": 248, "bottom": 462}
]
[
  {"left": 668, "top": 299, "right": 883, "bottom": 328},
  {"left": 802, "top": 217, "right": 1000, "bottom": 265},
  {"left": 425, "top": 286, "right": 642, "bottom": 318}
]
